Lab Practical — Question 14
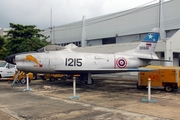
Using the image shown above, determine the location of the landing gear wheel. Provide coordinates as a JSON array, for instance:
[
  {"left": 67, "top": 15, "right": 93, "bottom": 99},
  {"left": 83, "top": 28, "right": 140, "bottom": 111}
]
[
  {"left": 164, "top": 85, "right": 172, "bottom": 92},
  {"left": 32, "top": 73, "right": 37, "bottom": 80},
  {"left": 50, "top": 76, "right": 55, "bottom": 81}
]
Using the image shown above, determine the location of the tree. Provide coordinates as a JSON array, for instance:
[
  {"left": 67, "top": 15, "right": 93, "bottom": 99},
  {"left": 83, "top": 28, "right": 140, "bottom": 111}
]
[
  {"left": 5, "top": 23, "right": 49, "bottom": 55},
  {"left": 0, "top": 36, "right": 8, "bottom": 60}
]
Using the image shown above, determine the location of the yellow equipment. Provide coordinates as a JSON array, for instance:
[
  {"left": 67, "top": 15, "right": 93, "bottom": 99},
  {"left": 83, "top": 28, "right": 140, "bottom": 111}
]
[
  {"left": 138, "top": 66, "right": 180, "bottom": 92},
  {"left": 8, "top": 71, "right": 33, "bottom": 84},
  {"left": 39, "top": 74, "right": 80, "bottom": 81},
  {"left": 39, "top": 74, "right": 69, "bottom": 81}
]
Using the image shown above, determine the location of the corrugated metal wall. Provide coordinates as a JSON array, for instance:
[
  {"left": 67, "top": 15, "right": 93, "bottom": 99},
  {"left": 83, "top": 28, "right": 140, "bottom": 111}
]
[{"left": 41, "top": 0, "right": 180, "bottom": 45}]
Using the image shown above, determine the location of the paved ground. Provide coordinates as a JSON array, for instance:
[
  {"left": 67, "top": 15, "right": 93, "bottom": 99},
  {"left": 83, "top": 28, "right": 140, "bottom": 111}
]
[{"left": 0, "top": 75, "right": 179, "bottom": 120}]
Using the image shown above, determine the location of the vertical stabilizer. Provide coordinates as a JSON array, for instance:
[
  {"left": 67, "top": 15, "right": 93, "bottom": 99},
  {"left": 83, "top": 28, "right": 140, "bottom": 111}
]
[{"left": 135, "top": 28, "right": 160, "bottom": 54}]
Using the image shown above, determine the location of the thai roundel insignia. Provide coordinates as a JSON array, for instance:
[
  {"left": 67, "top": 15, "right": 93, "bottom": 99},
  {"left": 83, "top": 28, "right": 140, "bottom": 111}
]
[{"left": 116, "top": 58, "right": 127, "bottom": 68}]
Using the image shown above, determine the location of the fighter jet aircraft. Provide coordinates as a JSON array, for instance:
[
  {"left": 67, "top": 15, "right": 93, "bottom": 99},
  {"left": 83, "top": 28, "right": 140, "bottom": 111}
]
[{"left": 5, "top": 28, "right": 161, "bottom": 84}]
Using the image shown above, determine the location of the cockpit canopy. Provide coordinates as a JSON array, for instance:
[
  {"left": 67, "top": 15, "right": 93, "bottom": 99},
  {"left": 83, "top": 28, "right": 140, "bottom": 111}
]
[{"left": 37, "top": 45, "right": 66, "bottom": 52}]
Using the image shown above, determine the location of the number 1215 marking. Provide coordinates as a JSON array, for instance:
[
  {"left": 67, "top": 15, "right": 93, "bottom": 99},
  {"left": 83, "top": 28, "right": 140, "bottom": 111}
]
[{"left": 65, "top": 58, "right": 82, "bottom": 66}]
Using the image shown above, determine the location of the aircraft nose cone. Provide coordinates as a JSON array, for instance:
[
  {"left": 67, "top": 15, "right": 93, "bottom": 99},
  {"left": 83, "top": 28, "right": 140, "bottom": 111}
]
[{"left": 5, "top": 54, "right": 16, "bottom": 65}]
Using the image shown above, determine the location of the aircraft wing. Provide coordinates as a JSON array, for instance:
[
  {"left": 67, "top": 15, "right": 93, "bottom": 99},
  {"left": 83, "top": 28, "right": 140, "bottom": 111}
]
[{"left": 55, "top": 68, "right": 156, "bottom": 74}]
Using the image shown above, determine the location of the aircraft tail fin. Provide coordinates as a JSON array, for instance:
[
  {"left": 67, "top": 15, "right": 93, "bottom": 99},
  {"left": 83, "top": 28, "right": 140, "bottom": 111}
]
[{"left": 135, "top": 28, "right": 160, "bottom": 54}]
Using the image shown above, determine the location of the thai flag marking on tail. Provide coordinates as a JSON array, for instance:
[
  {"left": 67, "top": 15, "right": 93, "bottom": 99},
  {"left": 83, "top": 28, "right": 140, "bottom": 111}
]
[{"left": 146, "top": 42, "right": 152, "bottom": 47}]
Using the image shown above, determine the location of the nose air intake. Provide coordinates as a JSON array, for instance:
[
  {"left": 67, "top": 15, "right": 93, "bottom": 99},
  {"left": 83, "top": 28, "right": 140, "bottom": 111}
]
[{"left": 5, "top": 54, "right": 16, "bottom": 65}]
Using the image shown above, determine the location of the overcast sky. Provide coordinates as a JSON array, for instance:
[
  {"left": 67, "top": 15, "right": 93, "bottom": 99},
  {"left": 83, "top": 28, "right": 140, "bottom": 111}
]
[{"left": 0, "top": 0, "right": 159, "bottom": 29}]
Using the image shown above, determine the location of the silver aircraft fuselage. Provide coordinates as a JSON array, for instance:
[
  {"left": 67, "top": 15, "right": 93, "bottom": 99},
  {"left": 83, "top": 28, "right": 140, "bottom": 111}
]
[{"left": 15, "top": 49, "right": 147, "bottom": 74}]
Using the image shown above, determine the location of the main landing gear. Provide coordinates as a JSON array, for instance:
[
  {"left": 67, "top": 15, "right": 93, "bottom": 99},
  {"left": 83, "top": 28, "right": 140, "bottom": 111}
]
[{"left": 79, "top": 72, "right": 94, "bottom": 85}]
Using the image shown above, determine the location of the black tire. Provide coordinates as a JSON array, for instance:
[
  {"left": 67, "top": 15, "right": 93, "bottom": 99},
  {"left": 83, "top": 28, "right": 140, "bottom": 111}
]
[
  {"left": 164, "top": 85, "right": 172, "bottom": 92},
  {"left": 20, "top": 78, "right": 31, "bottom": 84},
  {"left": 50, "top": 76, "right": 55, "bottom": 81},
  {"left": 32, "top": 73, "right": 37, "bottom": 80}
]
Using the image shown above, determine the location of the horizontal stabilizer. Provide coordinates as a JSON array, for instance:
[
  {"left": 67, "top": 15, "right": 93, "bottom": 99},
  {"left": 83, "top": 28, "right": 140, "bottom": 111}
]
[{"left": 138, "top": 57, "right": 172, "bottom": 62}]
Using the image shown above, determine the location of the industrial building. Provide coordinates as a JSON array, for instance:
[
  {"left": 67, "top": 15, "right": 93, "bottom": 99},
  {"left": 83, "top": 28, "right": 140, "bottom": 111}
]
[
  {"left": 41, "top": 0, "right": 180, "bottom": 66},
  {"left": 42, "top": 0, "right": 179, "bottom": 45}
]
